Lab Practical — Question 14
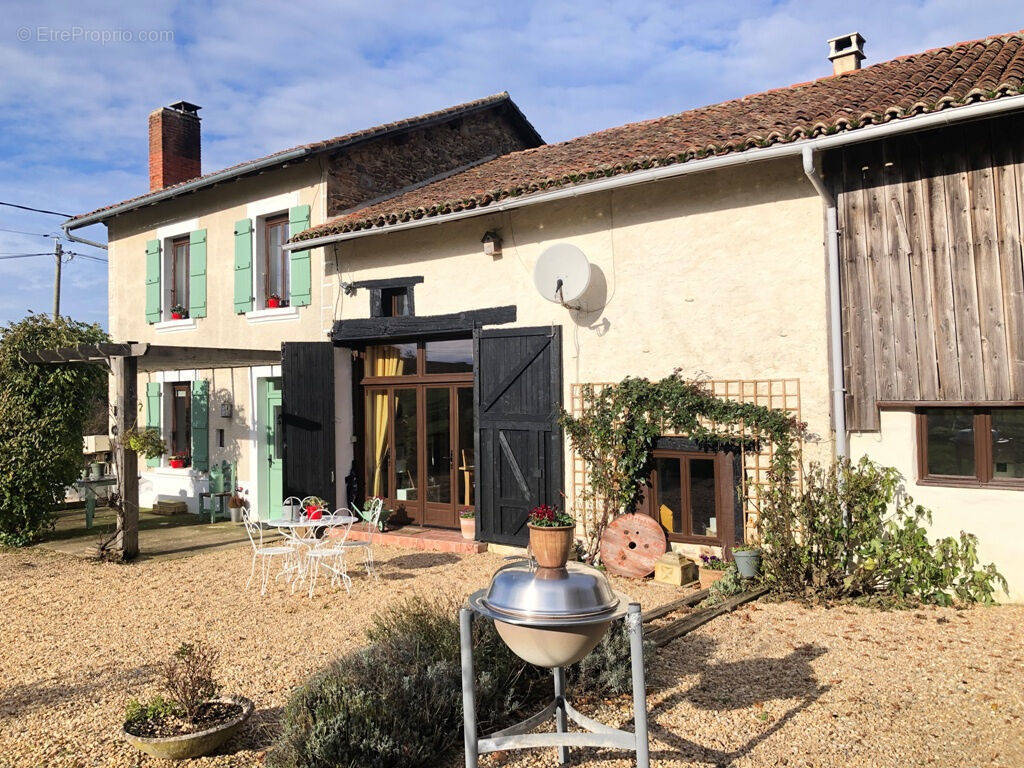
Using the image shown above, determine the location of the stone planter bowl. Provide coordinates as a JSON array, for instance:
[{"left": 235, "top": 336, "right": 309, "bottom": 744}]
[{"left": 122, "top": 696, "right": 253, "bottom": 760}]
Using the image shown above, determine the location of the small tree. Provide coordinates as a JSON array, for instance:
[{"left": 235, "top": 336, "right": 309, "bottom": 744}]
[{"left": 0, "top": 313, "right": 109, "bottom": 545}]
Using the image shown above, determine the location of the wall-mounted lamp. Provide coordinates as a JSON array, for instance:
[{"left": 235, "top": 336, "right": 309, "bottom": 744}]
[
  {"left": 341, "top": 281, "right": 358, "bottom": 296},
  {"left": 481, "top": 230, "right": 503, "bottom": 258},
  {"left": 220, "top": 402, "right": 233, "bottom": 419}
]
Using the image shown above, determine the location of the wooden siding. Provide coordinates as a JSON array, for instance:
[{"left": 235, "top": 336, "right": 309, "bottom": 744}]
[{"left": 828, "top": 115, "right": 1024, "bottom": 431}]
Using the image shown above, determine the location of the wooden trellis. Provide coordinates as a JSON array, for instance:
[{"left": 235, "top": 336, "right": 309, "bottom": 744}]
[{"left": 568, "top": 378, "right": 803, "bottom": 540}]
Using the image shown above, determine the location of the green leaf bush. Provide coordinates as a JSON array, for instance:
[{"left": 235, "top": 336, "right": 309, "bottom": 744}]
[
  {"left": 268, "top": 595, "right": 643, "bottom": 768},
  {"left": 760, "top": 457, "right": 1007, "bottom": 606},
  {"left": 0, "top": 314, "right": 108, "bottom": 545}
]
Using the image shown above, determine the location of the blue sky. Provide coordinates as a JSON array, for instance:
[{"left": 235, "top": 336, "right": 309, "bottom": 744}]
[{"left": 0, "top": 1, "right": 1021, "bottom": 329}]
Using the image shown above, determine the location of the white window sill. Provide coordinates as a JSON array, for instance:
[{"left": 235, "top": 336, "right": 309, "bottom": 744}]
[
  {"left": 154, "top": 317, "right": 198, "bottom": 333},
  {"left": 145, "top": 465, "right": 200, "bottom": 477},
  {"left": 246, "top": 306, "right": 299, "bottom": 324}
]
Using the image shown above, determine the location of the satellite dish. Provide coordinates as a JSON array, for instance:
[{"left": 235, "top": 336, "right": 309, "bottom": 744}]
[{"left": 533, "top": 243, "right": 592, "bottom": 305}]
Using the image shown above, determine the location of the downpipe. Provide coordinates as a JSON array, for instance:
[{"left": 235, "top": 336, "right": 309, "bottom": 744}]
[{"left": 802, "top": 145, "right": 848, "bottom": 460}]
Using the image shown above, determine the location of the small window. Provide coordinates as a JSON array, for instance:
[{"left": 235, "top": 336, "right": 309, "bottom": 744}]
[
  {"left": 169, "top": 383, "right": 192, "bottom": 462},
  {"left": 918, "top": 407, "right": 1024, "bottom": 487},
  {"left": 169, "top": 235, "right": 190, "bottom": 318},
  {"left": 263, "top": 214, "right": 290, "bottom": 307},
  {"left": 643, "top": 448, "right": 737, "bottom": 545},
  {"left": 381, "top": 287, "right": 411, "bottom": 317},
  {"left": 424, "top": 339, "right": 473, "bottom": 375}
]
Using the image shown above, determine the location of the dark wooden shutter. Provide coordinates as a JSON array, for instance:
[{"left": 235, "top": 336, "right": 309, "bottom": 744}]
[
  {"left": 475, "top": 326, "right": 563, "bottom": 546},
  {"left": 282, "top": 342, "right": 335, "bottom": 507}
]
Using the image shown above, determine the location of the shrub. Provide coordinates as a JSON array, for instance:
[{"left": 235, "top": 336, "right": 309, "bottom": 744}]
[
  {"left": 760, "top": 457, "right": 1006, "bottom": 606},
  {"left": 124, "top": 695, "right": 180, "bottom": 725},
  {"left": 701, "top": 566, "right": 747, "bottom": 607},
  {"left": 0, "top": 313, "right": 109, "bottom": 545},
  {"left": 268, "top": 595, "right": 641, "bottom": 768},
  {"left": 162, "top": 642, "right": 221, "bottom": 723}
]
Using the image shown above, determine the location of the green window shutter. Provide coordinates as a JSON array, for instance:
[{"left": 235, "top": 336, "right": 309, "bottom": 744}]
[
  {"left": 188, "top": 229, "right": 207, "bottom": 319},
  {"left": 145, "top": 239, "right": 161, "bottom": 323},
  {"left": 288, "top": 204, "right": 312, "bottom": 307},
  {"left": 145, "top": 382, "right": 161, "bottom": 468},
  {"left": 233, "top": 218, "right": 253, "bottom": 314},
  {"left": 191, "top": 380, "right": 210, "bottom": 472}
]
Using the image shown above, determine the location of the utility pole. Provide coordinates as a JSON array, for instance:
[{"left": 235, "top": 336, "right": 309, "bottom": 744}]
[{"left": 53, "top": 240, "right": 62, "bottom": 318}]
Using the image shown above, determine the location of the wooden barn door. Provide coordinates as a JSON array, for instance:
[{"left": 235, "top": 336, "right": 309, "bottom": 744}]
[
  {"left": 282, "top": 342, "right": 335, "bottom": 508},
  {"left": 475, "top": 326, "right": 563, "bottom": 546}
]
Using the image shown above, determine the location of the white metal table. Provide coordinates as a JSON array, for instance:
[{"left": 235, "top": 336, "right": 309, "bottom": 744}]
[{"left": 265, "top": 515, "right": 356, "bottom": 590}]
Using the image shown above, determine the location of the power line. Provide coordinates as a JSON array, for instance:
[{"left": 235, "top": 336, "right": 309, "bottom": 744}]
[
  {"left": 0, "top": 252, "right": 51, "bottom": 257},
  {"left": 0, "top": 226, "right": 57, "bottom": 237},
  {"left": 67, "top": 251, "right": 108, "bottom": 263},
  {"left": 0, "top": 201, "right": 73, "bottom": 217}
]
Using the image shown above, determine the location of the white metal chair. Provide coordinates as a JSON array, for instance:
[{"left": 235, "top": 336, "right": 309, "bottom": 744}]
[
  {"left": 305, "top": 510, "right": 357, "bottom": 597},
  {"left": 242, "top": 509, "right": 294, "bottom": 595},
  {"left": 340, "top": 499, "right": 383, "bottom": 580}
]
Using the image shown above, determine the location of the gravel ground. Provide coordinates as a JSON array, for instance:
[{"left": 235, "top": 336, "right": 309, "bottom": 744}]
[{"left": 2, "top": 546, "right": 1022, "bottom": 768}]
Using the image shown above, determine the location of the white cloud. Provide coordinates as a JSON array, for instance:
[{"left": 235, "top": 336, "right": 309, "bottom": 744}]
[{"left": 0, "top": 0, "right": 1021, "bottom": 326}]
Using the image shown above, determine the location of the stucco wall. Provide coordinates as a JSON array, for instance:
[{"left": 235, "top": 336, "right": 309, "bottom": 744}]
[
  {"left": 107, "top": 161, "right": 331, "bottom": 350},
  {"left": 851, "top": 409, "right": 1023, "bottom": 602},
  {"left": 329, "top": 156, "right": 836, "bottom": 469}
]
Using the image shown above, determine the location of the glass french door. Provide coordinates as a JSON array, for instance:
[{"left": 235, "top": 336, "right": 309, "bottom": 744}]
[{"left": 365, "top": 383, "right": 474, "bottom": 528}]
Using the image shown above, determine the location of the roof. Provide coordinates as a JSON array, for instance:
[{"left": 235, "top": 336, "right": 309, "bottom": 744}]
[
  {"left": 65, "top": 92, "right": 542, "bottom": 229},
  {"left": 295, "top": 30, "right": 1024, "bottom": 241}
]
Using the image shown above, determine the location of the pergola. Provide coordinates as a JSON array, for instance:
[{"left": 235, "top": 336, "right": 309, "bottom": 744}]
[{"left": 23, "top": 342, "right": 281, "bottom": 560}]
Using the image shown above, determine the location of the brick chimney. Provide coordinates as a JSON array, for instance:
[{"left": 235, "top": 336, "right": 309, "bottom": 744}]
[
  {"left": 148, "top": 101, "right": 201, "bottom": 191},
  {"left": 827, "top": 32, "right": 866, "bottom": 75}
]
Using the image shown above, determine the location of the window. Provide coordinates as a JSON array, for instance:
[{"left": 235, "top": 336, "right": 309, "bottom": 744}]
[
  {"left": 263, "top": 213, "right": 289, "bottom": 306},
  {"left": 169, "top": 235, "right": 189, "bottom": 317},
  {"left": 918, "top": 407, "right": 1024, "bottom": 487},
  {"left": 364, "top": 339, "right": 473, "bottom": 379},
  {"left": 640, "top": 447, "right": 739, "bottom": 546},
  {"left": 380, "top": 287, "right": 410, "bottom": 317},
  {"left": 169, "top": 383, "right": 192, "bottom": 462}
]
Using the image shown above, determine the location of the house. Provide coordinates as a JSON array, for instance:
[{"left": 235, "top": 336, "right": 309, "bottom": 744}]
[
  {"left": 60, "top": 93, "right": 542, "bottom": 519},
  {"left": 63, "top": 30, "right": 1024, "bottom": 600}
]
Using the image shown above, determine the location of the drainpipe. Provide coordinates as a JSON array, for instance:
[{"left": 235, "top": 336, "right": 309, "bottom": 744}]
[
  {"left": 61, "top": 224, "right": 108, "bottom": 250},
  {"left": 802, "top": 145, "right": 847, "bottom": 459}
]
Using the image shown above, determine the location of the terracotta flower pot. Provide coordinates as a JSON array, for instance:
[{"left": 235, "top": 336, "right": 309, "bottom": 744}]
[
  {"left": 528, "top": 524, "right": 574, "bottom": 569},
  {"left": 460, "top": 516, "right": 476, "bottom": 540},
  {"left": 698, "top": 566, "right": 727, "bottom": 590}
]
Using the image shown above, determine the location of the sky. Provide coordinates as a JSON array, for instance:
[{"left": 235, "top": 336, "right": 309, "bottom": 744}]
[{"left": 0, "top": 1, "right": 1021, "bottom": 329}]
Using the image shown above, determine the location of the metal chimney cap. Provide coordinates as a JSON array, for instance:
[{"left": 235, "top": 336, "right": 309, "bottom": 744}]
[{"left": 469, "top": 561, "right": 629, "bottom": 627}]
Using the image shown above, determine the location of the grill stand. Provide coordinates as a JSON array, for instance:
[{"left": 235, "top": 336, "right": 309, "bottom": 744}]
[{"left": 459, "top": 602, "right": 650, "bottom": 767}]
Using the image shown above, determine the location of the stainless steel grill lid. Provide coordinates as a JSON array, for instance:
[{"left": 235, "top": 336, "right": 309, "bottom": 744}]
[{"left": 469, "top": 561, "right": 628, "bottom": 627}]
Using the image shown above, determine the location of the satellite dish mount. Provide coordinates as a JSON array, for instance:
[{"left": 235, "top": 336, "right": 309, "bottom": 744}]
[{"left": 533, "top": 244, "right": 592, "bottom": 310}]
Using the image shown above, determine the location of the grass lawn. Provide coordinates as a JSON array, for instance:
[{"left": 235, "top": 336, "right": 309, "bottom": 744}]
[{"left": 0, "top": 545, "right": 1021, "bottom": 768}]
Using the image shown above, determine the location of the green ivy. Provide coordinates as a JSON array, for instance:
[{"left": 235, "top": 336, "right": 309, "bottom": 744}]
[
  {"left": 0, "top": 313, "right": 109, "bottom": 546},
  {"left": 558, "top": 372, "right": 803, "bottom": 562}
]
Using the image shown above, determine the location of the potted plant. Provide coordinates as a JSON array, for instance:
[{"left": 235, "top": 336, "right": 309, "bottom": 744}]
[
  {"left": 698, "top": 553, "right": 729, "bottom": 589},
  {"left": 303, "top": 496, "right": 326, "bottom": 519},
  {"left": 227, "top": 489, "right": 246, "bottom": 524},
  {"left": 732, "top": 544, "right": 762, "bottom": 579},
  {"left": 169, "top": 453, "right": 188, "bottom": 470},
  {"left": 267, "top": 293, "right": 282, "bottom": 309},
  {"left": 459, "top": 508, "right": 476, "bottom": 540},
  {"left": 527, "top": 505, "right": 575, "bottom": 568},
  {"left": 122, "top": 642, "right": 252, "bottom": 760},
  {"left": 124, "top": 426, "right": 167, "bottom": 462},
  {"left": 170, "top": 304, "right": 188, "bottom": 320}
]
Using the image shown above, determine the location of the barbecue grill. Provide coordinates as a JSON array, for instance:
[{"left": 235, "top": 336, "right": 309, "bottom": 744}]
[{"left": 460, "top": 559, "right": 650, "bottom": 767}]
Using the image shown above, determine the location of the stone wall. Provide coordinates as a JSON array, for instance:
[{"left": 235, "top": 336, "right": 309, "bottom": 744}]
[{"left": 326, "top": 105, "right": 534, "bottom": 215}]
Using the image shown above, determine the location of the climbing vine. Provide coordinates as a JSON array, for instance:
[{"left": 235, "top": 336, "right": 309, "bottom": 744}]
[{"left": 559, "top": 371, "right": 804, "bottom": 563}]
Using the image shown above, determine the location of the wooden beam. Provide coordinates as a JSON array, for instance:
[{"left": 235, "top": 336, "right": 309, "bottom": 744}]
[
  {"left": 330, "top": 305, "right": 516, "bottom": 344},
  {"left": 111, "top": 355, "right": 139, "bottom": 560},
  {"left": 647, "top": 586, "right": 769, "bottom": 647}
]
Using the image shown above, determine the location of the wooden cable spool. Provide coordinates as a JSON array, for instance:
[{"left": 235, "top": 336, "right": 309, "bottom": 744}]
[{"left": 600, "top": 513, "right": 667, "bottom": 579}]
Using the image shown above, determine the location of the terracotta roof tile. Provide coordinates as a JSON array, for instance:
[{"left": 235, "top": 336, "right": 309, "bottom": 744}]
[
  {"left": 296, "top": 30, "right": 1024, "bottom": 241},
  {"left": 67, "top": 92, "right": 535, "bottom": 226}
]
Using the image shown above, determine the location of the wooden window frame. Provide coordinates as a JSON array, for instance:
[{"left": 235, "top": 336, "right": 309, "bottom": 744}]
[
  {"left": 362, "top": 339, "right": 474, "bottom": 385},
  {"left": 263, "top": 213, "right": 290, "bottom": 306},
  {"left": 169, "top": 235, "right": 190, "bottom": 315},
  {"left": 169, "top": 383, "right": 192, "bottom": 462},
  {"left": 642, "top": 448, "right": 736, "bottom": 550},
  {"left": 916, "top": 407, "right": 1024, "bottom": 490}
]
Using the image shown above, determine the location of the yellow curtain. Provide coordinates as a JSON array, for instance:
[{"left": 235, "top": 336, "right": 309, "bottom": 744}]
[{"left": 371, "top": 346, "right": 404, "bottom": 496}]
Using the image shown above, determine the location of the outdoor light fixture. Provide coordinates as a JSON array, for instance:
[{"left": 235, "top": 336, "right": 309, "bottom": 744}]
[
  {"left": 460, "top": 560, "right": 650, "bottom": 767},
  {"left": 481, "top": 230, "right": 502, "bottom": 257}
]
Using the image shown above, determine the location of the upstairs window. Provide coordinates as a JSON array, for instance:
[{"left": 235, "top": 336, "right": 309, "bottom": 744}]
[
  {"left": 262, "top": 213, "right": 290, "bottom": 307},
  {"left": 918, "top": 407, "right": 1024, "bottom": 487},
  {"left": 169, "top": 235, "right": 190, "bottom": 318},
  {"left": 380, "top": 287, "right": 411, "bottom": 317}
]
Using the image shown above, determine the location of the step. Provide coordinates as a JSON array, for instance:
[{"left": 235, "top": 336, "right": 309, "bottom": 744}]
[{"left": 328, "top": 523, "right": 487, "bottom": 554}]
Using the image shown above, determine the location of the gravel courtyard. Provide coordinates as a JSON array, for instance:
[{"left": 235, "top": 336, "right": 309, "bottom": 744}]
[{"left": 1, "top": 544, "right": 1022, "bottom": 768}]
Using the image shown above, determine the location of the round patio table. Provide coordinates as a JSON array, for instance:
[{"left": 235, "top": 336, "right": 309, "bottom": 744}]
[{"left": 265, "top": 515, "right": 357, "bottom": 592}]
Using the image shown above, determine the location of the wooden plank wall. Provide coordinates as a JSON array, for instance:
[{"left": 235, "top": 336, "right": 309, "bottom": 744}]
[{"left": 827, "top": 114, "right": 1024, "bottom": 431}]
